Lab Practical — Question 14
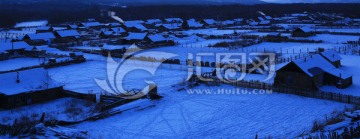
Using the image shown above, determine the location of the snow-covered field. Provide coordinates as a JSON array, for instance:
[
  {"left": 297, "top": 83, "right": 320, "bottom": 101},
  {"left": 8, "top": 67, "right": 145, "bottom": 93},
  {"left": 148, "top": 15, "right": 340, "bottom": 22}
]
[
  {"left": 71, "top": 84, "right": 351, "bottom": 138},
  {"left": 183, "top": 28, "right": 253, "bottom": 36},
  {"left": 0, "top": 58, "right": 43, "bottom": 72},
  {"left": 317, "top": 28, "right": 360, "bottom": 33},
  {"left": 2, "top": 26, "right": 360, "bottom": 138}
]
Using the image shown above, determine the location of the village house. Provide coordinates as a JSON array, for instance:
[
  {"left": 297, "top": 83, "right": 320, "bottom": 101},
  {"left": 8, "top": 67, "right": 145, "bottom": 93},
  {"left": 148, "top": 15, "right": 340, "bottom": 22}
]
[
  {"left": 183, "top": 19, "right": 203, "bottom": 29},
  {"left": 125, "top": 32, "right": 148, "bottom": 43},
  {"left": 22, "top": 32, "right": 56, "bottom": 46},
  {"left": 201, "top": 19, "right": 217, "bottom": 27},
  {"left": 122, "top": 22, "right": 148, "bottom": 32},
  {"left": 319, "top": 50, "right": 342, "bottom": 68},
  {"left": 291, "top": 27, "right": 315, "bottom": 37},
  {"left": 99, "top": 31, "right": 115, "bottom": 39},
  {"left": 264, "top": 32, "right": 288, "bottom": 42},
  {"left": 274, "top": 54, "right": 352, "bottom": 90},
  {"left": 157, "top": 24, "right": 182, "bottom": 32},
  {"left": 35, "top": 26, "right": 52, "bottom": 33},
  {"left": 143, "top": 34, "right": 174, "bottom": 46},
  {"left": 24, "top": 46, "right": 46, "bottom": 58},
  {"left": 0, "top": 68, "right": 64, "bottom": 109},
  {"left": 78, "top": 21, "right": 103, "bottom": 29},
  {"left": 0, "top": 41, "right": 30, "bottom": 56},
  {"left": 66, "top": 24, "right": 78, "bottom": 30},
  {"left": 163, "top": 18, "right": 183, "bottom": 24},
  {"left": 110, "top": 27, "right": 128, "bottom": 37},
  {"left": 54, "top": 30, "right": 81, "bottom": 43},
  {"left": 146, "top": 19, "right": 163, "bottom": 25}
]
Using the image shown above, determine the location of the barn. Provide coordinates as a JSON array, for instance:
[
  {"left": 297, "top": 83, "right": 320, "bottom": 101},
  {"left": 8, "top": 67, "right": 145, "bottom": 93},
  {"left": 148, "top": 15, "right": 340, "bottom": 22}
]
[
  {"left": 22, "top": 32, "right": 56, "bottom": 46},
  {"left": 319, "top": 50, "right": 342, "bottom": 68},
  {"left": 125, "top": 32, "right": 148, "bottom": 43},
  {"left": 0, "top": 68, "right": 64, "bottom": 109},
  {"left": 54, "top": 30, "right": 81, "bottom": 43},
  {"left": 201, "top": 19, "right": 217, "bottom": 27},
  {"left": 0, "top": 41, "right": 30, "bottom": 56},
  {"left": 274, "top": 54, "right": 352, "bottom": 90},
  {"left": 291, "top": 27, "right": 315, "bottom": 37}
]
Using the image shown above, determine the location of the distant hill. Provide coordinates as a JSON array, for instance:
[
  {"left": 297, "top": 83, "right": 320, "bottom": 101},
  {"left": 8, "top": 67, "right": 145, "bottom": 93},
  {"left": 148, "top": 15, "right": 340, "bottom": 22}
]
[{"left": 264, "top": 0, "right": 360, "bottom": 3}]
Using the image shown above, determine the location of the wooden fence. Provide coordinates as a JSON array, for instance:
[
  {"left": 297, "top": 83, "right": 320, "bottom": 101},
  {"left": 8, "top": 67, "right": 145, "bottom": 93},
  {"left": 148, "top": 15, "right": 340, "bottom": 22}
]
[{"left": 201, "top": 79, "right": 360, "bottom": 105}]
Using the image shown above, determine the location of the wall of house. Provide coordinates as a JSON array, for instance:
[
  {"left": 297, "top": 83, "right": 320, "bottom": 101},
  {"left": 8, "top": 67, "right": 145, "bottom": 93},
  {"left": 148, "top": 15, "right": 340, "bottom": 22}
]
[
  {"left": 274, "top": 71, "right": 317, "bottom": 90},
  {"left": 1, "top": 87, "right": 64, "bottom": 109}
]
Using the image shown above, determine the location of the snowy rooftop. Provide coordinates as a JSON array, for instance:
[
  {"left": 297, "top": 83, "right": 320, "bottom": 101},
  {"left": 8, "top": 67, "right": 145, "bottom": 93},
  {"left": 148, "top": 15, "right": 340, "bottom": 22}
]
[
  {"left": 147, "top": 34, "right": 167, "bottom": 42},
  {"left": 187, "top": 19, "right": 203, "bottom": 28},
  {"left": 101, "top": 31, "right": 114, "bottom": 36},
  {"left": 164, "top": 18, "right": 183, "bottom": 23},
  {"left": 14, "top": 20, "right": 48, "bottom": 28},
  {"left": 81, "top": 22, "right": 102, "bottom": 27},
  {"left": 0, "top": 68, "right": 60, "bottom": 95},
  {"left": 111, "top": 27, "right": 126, "bottom": 34},
  {"left": 298, "top": 27, "right": 313, "bottom": 33},
  {"left": 292, "top": 54, "right": 351, "bottom": 79},
  {"left": 124, "top": 23, "right": 147, "bottom": 31},
  {"left": 36, "top": 26, "right": 51, "bottom": 31},
  {"left": 25, "top": 32, "right": 56, "bottom": 40},
  {"left": 56, "top": 30, "right": 80, "bottom": 38},
  {"left": 320, "top": 50, "right": 342, "bottom": 62},
  {"left": 223, "top": 20, "right": 235, "bottom": 25},
  {"left": 0, "top": 41, "right": 30, "bottom": 53},
  {"left": 160, "top": 24, "right": 181, "bottom": 30},
  {"left": 126, "top": 32, "right": 147, "bottom": 40},
  {"left": 203, "top": 19, "right": 216, "bottom": 25},
  {"left": 146, "top": 19, "right": 162, "bottom": 24},
  {"left": 259, "top": 20, "right": 271, "bottom": 25}
]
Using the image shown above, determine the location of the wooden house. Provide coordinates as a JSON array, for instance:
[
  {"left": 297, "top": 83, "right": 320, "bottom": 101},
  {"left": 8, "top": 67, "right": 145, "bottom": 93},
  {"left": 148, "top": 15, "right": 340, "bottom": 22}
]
[
  {"left": 274, "top": 54, "right": 352, "bottom": 90},
  {"left": 99, "top": 31, "right": 115, "bottom": 39},
  {"left": 182, "top": 19, "right": 203, "bottom": 29},
  {"left": 110, "top": 27, "right": 127, "bottom": 37},
  {"left": 122, "top": 22, "right": 148, "bottom": 32},
  {"left": 157, "top": 24, "right": 181, "bottom": 32},
  {"left": 125, "top": 32, "right": 148, "bottom": 43},
  {"left": 0, "top": 41, "right": 29, "bottom": 56},
  {"left": 0, "top": 68, "right": 64, "bottom": 109},
  {"left": 320, "top": 50, "right": 342, "bottom": 68},
  {"left": 35, "top": 26, "right": 52, "bottom": 33},
  {"left": 291, "top": 27, "right": 315, "bottom": 37},
  {"left": 143, "top": 34, "right": 174, "bottom": 46},
  {"left": 22, "top": 32, "right": 56, "bottom": 46},
  {"left": 201, "top": 19, "right": 217, "bottom": 27},
  {"left": 163, "top": 18, "right": 183, "bottom": 24},
  {"left": 54, "top": 30, "right": 81, "bottom": 43},
  {"left": 78, "top": 22, "right": 103, "bottom": 29}
]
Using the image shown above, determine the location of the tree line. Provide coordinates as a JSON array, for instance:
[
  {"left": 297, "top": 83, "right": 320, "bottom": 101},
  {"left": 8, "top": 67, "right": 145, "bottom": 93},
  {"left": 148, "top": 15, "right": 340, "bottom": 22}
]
[{"left": 1, "top": 3, "right": 360, "bottom": 28}]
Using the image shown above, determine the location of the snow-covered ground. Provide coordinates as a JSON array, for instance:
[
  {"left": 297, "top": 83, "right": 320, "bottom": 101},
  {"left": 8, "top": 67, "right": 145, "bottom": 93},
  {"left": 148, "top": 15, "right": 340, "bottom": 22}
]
[
  {"left": 317, "top": 28, "right": 360, "bottom": 33},
  {"left": 300, "top": 34, "right": 359, "bottom": 44},
  {"left": 0, "top": 58, "right": 44, "bottom": 72},
  {"left": 182, "top": 28, "right": 253, "bottom": 36},
  {"left": 71, "top": 84, "right": 351, "bottom": 138}
]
